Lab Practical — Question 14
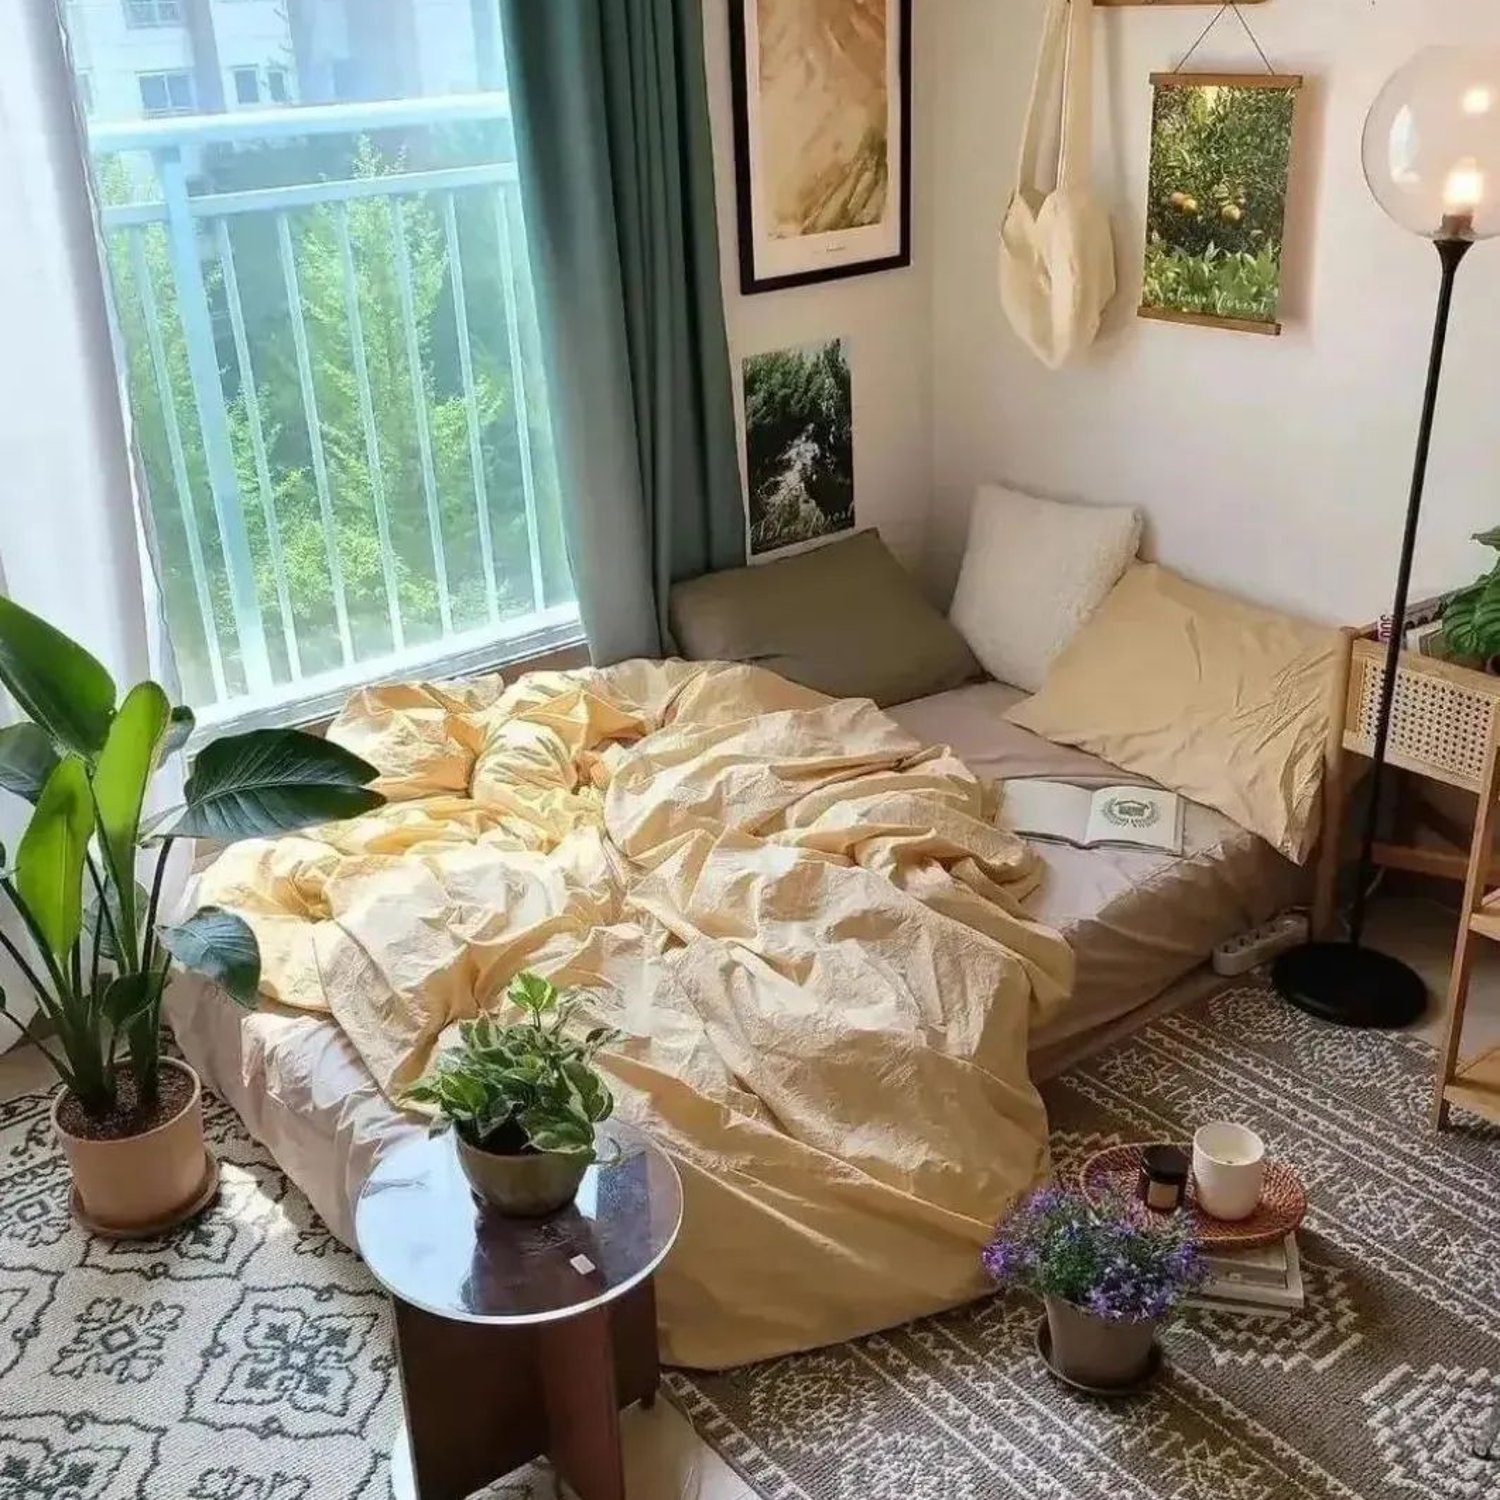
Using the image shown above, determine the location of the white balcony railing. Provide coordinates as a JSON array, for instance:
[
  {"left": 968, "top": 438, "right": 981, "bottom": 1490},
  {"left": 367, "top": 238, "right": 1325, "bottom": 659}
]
[{"left": 90, "top": 96, "right": 578, "bottom": 730}]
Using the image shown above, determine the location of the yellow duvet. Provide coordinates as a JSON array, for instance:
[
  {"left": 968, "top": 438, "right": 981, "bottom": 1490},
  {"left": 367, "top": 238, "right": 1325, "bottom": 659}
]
[{"left": 198, "top": 660, "right": 1073, "bottom": 1367}]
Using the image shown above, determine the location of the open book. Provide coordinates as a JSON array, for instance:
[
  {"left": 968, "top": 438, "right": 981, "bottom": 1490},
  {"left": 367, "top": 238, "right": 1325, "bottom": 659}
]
[{"left": 998, "top": 779, "right": 1184, "bottom": 854}]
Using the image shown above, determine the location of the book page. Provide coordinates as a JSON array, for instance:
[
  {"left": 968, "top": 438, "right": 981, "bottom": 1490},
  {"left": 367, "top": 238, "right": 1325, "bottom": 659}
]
[
  {"left": 997, "top": 780, "right": 1096, "bottom": 846},
  {"left": 1083, "top": 787, "right": 1183, "bottom": 853}
]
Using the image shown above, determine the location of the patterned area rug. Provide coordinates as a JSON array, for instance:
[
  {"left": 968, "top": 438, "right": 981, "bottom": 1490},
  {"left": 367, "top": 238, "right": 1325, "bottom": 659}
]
[
  {"left": 3, "top": 984, "right": 1498, "bottom": 1498},
  {"left": 672, "top": 983, "right": 1500, "bottom": 1500},
  {"left": 0, "top": 1084, "right": 547, "bottom": 1499},
  {"left": 0, "top": 1087, "right": 410, "bottom": 1500}
]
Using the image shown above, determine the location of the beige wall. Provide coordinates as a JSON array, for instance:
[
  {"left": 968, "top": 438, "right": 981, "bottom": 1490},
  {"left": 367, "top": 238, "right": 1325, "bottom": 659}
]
[
  {"left": 700, "top": 0, "right": 936, "bottom": 572},
  {"left": 926, "top": 0, "right": 1500, "bottom": 624}
]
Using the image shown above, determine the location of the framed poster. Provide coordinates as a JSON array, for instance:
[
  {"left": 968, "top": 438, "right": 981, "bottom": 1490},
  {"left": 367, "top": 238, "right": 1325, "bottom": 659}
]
[
  {"left": 1139, "top": 73, "right": 1303, "bottom": 336},
  {"left": 728, "top": 0, "right": 912, "bottom": 295},
  {"left": 742, "top": 339, "right": 854, "bottom": 558}
]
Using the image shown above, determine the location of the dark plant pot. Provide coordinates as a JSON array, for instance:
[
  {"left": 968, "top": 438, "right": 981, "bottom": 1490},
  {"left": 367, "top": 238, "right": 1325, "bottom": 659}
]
[
  {"left": 1044, "top": 1295, "right": 1160, "bottom": 1390},
  {"left": 454, "top": 1132, "right": 589, "bottom": 1217}
]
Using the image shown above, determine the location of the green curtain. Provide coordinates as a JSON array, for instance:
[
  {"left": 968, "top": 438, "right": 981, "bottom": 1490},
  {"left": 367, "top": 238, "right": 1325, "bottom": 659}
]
[{"left": 501, "top": 0, "right": 745, "bottom": 664}]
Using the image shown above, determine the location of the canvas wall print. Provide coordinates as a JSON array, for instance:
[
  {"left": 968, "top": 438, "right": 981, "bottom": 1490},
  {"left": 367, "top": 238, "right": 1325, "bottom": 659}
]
[
  {"left": 729, "top": 0, "right": 911, "bottom": 294},
  {"left": 1140, "top": 74, "right": 1302, "bottom": 336},
  {"left": 743, "top": 339, "right": 854, "bottom": 558}
]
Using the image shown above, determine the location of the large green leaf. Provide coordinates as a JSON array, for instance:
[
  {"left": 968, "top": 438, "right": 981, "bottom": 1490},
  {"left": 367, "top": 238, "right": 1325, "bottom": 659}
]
[
  {"left": 157, "top": 906, "right": 261, "bottom": 1005},
  {"left": 15, "top": 755, "right": 93, "bottom": 964},
  {"left": 0, "top": 597, "right": 116, "bottom": 756},
  {"left": 0, "top": 724, "right": 59, "bottom": 803},
  {"left": 92, "top": 682, "right": 170, "bottom": 955},
  {"left": 102, "top": 971, "right": 157, "bottom": 1033},
  {"left": 158, "top": 729, "right": 382, "bottom": 841}
]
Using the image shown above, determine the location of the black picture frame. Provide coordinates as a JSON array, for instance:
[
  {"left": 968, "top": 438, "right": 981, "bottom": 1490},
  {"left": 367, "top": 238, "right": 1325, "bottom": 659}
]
[{"left": 727, "top": 0, "right": 912, "bottom": 296}]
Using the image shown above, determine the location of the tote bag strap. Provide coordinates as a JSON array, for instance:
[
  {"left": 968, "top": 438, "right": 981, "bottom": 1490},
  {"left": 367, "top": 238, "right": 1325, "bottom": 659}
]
[
  {"left": 1057, "top": 0, "right": 1096, "bottom": 192},
  {"left": 1014, "top": 0, "right": 1070, "bottom": 193}
]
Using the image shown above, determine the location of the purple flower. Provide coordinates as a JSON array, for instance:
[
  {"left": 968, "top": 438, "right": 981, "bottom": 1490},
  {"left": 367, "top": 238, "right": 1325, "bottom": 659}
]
[{"left": 981, "top": 1185, "right": 1207, "bottom": 1322}]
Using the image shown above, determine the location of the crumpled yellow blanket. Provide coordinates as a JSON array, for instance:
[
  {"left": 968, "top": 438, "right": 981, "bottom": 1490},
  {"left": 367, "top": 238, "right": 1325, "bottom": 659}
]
[{"left": 198, "top": 659, "right": 1073, "bottom": 1367}]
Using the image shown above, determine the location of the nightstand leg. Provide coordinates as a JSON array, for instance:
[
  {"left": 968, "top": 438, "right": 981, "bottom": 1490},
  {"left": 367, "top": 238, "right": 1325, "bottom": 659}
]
[
  {"left": 539, "top": 1303, "right": 627, "bottom": 1500},
  {"left": 390, "top": 1299, "right": 544, "bottom": 1500},
  {"left": 389, "top": 1279, "right": 662, "bottom": 1500}
]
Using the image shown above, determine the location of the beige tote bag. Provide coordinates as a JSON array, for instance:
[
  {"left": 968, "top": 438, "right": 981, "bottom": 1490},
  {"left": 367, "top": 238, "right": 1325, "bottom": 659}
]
[{"left": 999, "top": 0, "right": 1116, "bottom": 370}]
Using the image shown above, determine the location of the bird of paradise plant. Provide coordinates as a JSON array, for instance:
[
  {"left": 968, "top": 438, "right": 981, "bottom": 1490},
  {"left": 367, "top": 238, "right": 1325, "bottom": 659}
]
[{"left": 0, "top": 596, "right": 383, "bottom": 1123}]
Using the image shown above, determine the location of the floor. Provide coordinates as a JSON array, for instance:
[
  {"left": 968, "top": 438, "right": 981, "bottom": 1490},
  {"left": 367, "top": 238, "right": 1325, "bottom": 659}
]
[{"left": 2, "top": 894, "right": 1496, "bottom": 1500}]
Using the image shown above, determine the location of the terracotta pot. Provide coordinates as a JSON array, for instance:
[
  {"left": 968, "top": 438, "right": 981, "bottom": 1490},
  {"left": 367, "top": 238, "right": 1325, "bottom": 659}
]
[
  {"left": 52, "top": 1057, "right": 209, "bottom": 1235},
  {"left": 454, "top": 1131, "right": 588, "bottom": 1217},
  {"left": 1044, "top": 1295, "right": 1160, "bottom": 1389}
]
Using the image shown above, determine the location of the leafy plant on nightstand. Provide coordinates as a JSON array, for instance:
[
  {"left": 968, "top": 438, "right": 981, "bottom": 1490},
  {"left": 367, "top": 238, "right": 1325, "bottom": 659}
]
[
  {"left": 405, "top": 971, "right": 621, "bottom": 1217},
  {"left": 1442, "top": 527, "right": 1500, "bottom": 665}
]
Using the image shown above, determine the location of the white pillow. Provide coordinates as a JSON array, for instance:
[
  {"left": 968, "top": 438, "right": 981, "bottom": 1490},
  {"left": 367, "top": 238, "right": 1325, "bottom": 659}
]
[{"left": 948, "top": 484, "right": 1142, "bottom": 692}]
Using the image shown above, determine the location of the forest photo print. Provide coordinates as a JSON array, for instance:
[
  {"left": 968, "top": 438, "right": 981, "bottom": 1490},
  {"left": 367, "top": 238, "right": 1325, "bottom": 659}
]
[
  {"left": 743, "top": 339, "right": 854, "bottom": 558},
  {"left": 1141, "top": 76, "right": 1300, "bottom": 331}
]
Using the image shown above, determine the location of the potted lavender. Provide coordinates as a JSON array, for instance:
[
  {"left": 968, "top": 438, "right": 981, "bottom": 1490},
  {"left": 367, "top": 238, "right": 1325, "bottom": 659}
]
[{"left": 983, "top": 1186, "right": 1206, "bottom": 1391}]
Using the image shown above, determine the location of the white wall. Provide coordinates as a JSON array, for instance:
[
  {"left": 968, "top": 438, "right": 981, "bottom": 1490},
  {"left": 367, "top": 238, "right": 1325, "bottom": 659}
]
[
  {"left": 700, "top": 0, "right": 934, "bottom": 571},
  {"left": 927, "top": 0, "right": 1500, "bottom": 624}
]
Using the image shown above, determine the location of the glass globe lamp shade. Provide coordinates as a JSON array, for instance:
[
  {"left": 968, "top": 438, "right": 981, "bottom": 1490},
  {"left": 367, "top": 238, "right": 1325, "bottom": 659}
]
[{"left": 1363, "top": 47, "right": 1500, "bottom": 240}]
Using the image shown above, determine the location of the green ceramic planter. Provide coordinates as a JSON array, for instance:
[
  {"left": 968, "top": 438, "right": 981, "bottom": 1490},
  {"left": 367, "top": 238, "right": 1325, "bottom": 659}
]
[{"left": 454, "top": 1132, "right": 589, "bottom": 1217}]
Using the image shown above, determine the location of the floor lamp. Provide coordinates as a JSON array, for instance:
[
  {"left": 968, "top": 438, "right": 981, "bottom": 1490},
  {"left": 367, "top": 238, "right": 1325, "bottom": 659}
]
[{"left": 1275, "top": 49, "right": 1500, "bottom": 1029}]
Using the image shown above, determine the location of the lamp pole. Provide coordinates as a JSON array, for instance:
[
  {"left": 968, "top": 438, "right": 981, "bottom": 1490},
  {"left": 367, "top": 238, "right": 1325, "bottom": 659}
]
[
  {"left": 1273, "top": 230, "right": 1474, "bottom": 1029},
  {"left": 1348, "top": 233, "right": 1473, "bottom": 948}
]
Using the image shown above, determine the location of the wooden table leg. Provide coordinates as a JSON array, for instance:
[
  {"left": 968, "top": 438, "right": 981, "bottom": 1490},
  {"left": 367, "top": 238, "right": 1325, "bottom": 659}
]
[
  {"left": 390, "top": 1278, "right": 663, "bottom": 1500},
  {"left": 540, "top": 1303, "right": 626, "bottom": 1500},
  {"left": 391, "top": 1299, "right": 544, "bottom": 1500}
]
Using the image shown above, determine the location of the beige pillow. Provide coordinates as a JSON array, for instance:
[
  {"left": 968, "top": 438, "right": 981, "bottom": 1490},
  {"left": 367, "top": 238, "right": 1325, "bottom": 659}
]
[
  {"left": 668, "top": 530, "right": 981, "bottom": 707},
  {"left": 1006, "top": 564, "right": 1343, "bottom": 863}
]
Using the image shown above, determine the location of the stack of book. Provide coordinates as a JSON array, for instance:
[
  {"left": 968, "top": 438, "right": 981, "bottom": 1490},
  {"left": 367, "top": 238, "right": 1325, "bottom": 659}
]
[
  {"left": 1375, "top": 592, "right": 1451, "bottom": 652},
  {"left": 1186, "top": 1234, "right": 1303, "bottom": 1319}
]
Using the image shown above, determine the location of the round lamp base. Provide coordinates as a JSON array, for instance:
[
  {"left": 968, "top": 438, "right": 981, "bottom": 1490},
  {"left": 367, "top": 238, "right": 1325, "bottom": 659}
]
[{"left": 1271, "top": 941, "right": 1426, "bottom": 1030}]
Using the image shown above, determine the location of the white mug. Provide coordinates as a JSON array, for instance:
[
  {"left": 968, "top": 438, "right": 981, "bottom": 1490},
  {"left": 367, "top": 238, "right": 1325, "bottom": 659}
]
[{"left": 1191, "top": 1122, "right": 1266, "bottom": 1221}]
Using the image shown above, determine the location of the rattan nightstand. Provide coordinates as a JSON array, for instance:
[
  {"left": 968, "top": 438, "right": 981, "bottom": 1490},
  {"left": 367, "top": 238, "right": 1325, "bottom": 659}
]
[{"left": 1320, "top": 628, "right": 1500, "bottom": 1130}]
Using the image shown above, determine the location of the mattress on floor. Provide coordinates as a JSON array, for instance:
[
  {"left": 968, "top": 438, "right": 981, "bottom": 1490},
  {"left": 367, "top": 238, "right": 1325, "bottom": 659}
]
[
  {"left": 167, "top": 678, "right": 1304, "bottom": 1248},
  {"left": 889, "top": 681, "right": 1305, "bottom": 1051}
]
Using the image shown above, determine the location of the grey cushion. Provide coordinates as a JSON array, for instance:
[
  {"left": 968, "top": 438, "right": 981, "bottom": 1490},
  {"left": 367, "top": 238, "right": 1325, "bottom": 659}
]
[{"left": 668, "top": 531, "right": 982, "bottom": 707}]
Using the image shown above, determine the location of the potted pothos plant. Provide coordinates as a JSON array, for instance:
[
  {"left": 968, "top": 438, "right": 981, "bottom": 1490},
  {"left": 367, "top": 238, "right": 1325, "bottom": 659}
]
[
  {"left": 982, "top": 1186, "right": 1206, "bottom": 1392},
  {"left": 0, "top": 597, "right": 382, "bottom": 1235},
  {"left": 404, "top": 972, "right": 621, "bottom": 1218}
]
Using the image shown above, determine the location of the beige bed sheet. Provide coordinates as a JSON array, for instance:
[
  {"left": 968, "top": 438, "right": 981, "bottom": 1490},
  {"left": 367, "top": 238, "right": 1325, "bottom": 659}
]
[
  {"left": 889, "top": 682, "right": 1305, "bottom": 1052},
  {"left": 166, "top": 675, "right": 1302, "bottom": 1360}
]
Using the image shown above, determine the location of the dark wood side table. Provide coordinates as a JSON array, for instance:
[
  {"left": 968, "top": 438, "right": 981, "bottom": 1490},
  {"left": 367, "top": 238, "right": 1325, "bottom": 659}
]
[{"left": 355, "top": 1120, "right": 683, "bottom": 1500}]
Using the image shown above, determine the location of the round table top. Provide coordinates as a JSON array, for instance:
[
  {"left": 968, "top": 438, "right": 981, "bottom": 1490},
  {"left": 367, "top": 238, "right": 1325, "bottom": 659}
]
[{"left": 354, "top": 1119, "right": 683, "bottom": 1327}]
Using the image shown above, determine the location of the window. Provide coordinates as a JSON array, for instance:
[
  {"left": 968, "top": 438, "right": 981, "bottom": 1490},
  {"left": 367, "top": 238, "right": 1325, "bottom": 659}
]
[
  {"left": 232, "top": 68, "right": 260, "bottom": 106},
  {"left": 69, "top": 7, "right": 574, "bottom": 733},
  {"left": 124, "top": 0, "right": 182, "bottom": 26},
  {"left": 137, "top": 70, "right": 195, "bottom": 117}
]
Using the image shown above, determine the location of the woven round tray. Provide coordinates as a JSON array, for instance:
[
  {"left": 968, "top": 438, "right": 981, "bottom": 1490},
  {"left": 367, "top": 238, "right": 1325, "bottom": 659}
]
[{"left": 1078, "top": 1143, "right": 1307, "bottom": 1250}]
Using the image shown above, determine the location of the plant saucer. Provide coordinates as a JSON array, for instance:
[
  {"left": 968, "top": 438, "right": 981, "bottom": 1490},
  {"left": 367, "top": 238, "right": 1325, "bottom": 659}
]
[{"left": 70, "top": 1150, "right": 221, "bottom": 1240}]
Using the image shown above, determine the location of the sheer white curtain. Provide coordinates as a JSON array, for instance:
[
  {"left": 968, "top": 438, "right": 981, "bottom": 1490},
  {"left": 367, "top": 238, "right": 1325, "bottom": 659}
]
[{"left": 0, "top": 4, "right": 180, "bottom": 1047}]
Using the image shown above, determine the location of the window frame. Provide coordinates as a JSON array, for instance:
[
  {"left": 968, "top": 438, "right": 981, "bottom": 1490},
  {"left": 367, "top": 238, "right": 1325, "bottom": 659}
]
[
  {"left": 137, "top": 70, "right": 196, "bottom": 118},
  {"left": 123, "top": 0, "right": 183, "bottom": 28},
  {"left": 231, "top": 67, "right": 261, "bottom": 106}
]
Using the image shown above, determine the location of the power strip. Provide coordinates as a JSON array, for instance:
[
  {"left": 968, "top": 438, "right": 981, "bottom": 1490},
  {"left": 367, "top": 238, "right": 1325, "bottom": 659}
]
[{"left": 1212, "top": 912, "right": 1311, "bottom": 977}]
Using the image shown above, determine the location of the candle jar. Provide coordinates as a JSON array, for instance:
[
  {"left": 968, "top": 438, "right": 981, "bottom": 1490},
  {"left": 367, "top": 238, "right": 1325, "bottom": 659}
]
[{"left": 1136, "top": 1145, "right": 1189, "bottom": 1214}]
